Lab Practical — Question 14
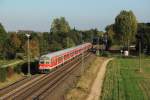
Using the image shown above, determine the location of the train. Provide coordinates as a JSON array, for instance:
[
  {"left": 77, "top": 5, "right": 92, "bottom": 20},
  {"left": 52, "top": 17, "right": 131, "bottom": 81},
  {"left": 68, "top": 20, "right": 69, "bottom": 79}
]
[{"left": 39, "top": 43, "right": 92, "bottom": 73}]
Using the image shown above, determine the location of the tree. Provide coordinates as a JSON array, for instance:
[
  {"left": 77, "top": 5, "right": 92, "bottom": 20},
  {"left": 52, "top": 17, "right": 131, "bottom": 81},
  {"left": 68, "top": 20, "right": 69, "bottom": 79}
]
[
  {"left": 63, "top": 37, "right": 75, "bottom": 48},
  {"left": 39, "top": 32, "right": 50, "bottom": 55},
  {"left": 49, "top": 41, "right": 63, "bottom": 51},
  {"left": 50, "top": 17, "right": 70, "bottom": 33},
  {"left": 105, "top": 24, "right": 116, "bottom": 45},
  {"left": 9, "top": 33, "right": 21, "bottom": 52},
  {"left": 50, "top": 17, "right": 71, "bottom": 51},
  {"left": 0, "top": 23, "right": 7, "bottom": 58},
  {"left": 136, "top": 23, "right": 150, "bottom": 54},
  {"left": 23, "top": 38, "right": 40, "bottom": 59},
  {"left": 2, "top": 33, "right": 21, "bottom": 59},
  {"left": 114, "top": 10, "right": 137, "bottom": 51}
]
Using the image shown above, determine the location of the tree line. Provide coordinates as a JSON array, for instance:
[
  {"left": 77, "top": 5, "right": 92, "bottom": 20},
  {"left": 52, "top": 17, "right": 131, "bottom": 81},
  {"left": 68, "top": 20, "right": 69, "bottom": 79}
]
[
  {"left": 0, "top": 17, "right": 103, "bottom": 60},
  {"left": 0, "top": 10, "right": 150, "bottom": 60},
  {"left": 105, "top": 10, "right": 150, "bottom": 54}
]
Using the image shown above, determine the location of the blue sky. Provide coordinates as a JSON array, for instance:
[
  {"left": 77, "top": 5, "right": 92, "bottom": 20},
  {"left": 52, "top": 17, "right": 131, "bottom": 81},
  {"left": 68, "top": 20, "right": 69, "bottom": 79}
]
[{"left": 0, "top": 0, "right": 150, "bottom": 32}]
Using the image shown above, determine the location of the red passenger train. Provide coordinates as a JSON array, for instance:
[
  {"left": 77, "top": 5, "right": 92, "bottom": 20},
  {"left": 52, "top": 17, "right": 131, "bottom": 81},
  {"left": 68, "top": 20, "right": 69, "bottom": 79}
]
[{"left": 39, "top": 43, "right": 92, "bottom": 72}]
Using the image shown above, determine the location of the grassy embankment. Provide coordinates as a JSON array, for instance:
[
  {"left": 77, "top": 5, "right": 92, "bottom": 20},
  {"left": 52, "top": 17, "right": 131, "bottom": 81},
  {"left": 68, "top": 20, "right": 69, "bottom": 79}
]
[
  {"left": 101, "top": 56, "right": 150, "bottom": 100},
  {"left": 66, "top": 57, "right": 107, "bottom": 100},
  {"left": 0, "top": 60, "right": 24, "bottom": 89}
]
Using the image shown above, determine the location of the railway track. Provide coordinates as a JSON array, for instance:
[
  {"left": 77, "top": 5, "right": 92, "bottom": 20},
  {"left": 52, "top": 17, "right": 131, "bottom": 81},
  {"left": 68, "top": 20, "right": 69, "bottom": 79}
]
[
  {"left": 0, "top": 74, "right": 44, "bottom": 97},
  {"left": 0, "top": 52, "right": 91, "bottom": 100}
]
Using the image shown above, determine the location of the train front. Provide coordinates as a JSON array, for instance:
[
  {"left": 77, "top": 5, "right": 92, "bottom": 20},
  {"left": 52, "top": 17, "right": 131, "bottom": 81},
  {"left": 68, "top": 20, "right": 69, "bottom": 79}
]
[{"left": 39, "top": 56, "right": 51, "bottom": 73}]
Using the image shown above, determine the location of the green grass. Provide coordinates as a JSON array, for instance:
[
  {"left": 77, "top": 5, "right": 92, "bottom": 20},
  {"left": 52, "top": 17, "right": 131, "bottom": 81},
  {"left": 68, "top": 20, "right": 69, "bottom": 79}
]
[
  {"left": 0, "top": 60, "right": 24, "bottom": 68},
  {"left": 101, "top": 56, "right": 150, "bottom": 100}
]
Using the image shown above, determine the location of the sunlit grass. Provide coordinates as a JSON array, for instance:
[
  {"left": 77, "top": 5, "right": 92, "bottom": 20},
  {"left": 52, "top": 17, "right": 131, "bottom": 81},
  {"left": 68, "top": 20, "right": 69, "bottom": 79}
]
[
  {"left": 0, "top": 60, "right": 23, "bottom": 68},
  {"left": 101, "top": 57, "right": 150, "bottom": 100}
]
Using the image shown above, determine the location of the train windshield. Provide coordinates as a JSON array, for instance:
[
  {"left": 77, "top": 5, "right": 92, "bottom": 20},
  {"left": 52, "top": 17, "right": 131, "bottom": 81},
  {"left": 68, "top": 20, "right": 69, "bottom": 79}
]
[{"left": 40, "top": 61, "right": 44, "bottom": 64}]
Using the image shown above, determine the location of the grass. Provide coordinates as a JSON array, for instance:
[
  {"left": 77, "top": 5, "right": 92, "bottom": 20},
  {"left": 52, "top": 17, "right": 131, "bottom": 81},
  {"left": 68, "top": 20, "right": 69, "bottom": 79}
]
[
  {"left": 66, "top": 57, "right": 107, "bottom": 100},
  {"left": 0, "top": 60, "right": 24, "bottom": 68},
  {"left": 101, "top": 56, "right": 150, "bottom": 100}
]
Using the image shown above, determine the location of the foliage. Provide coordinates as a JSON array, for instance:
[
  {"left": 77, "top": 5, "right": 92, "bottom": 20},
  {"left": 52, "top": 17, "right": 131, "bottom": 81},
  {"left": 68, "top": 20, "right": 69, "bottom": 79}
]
[
  {"left": 0, "top": 67, "right": 7, "bottom": 82},
  {"left": 136, "top": 23, "right": 150, "bottom": 54},
  {"left": 38, "top": 32, "right": 50, "bottom": 55},
  {"left": 3, "top": 33, "right": 22, "bottom": 59},
  {"left": 63, "top": 37, "right": 75, "bottom": 48},
  {"left": 7, "top": 67, "right": 14, "bottom": 78},
  {"left": 9, "top": 33, "right": 21, "bottom": 51},
  {"left": 14, "top": 63, "right": 22, "bottom": 74},
  {"left": 100, "top": 51, "right": 110, "bottom": 57},
  {"left": 49, "top": 41, "right": 63, "bottom": 51},
  {"left": 23, "top": 38, "right": 40, "bottom": 58},
  {"left": 114, "top": 10, "right": 137, "bottom": 49},
  {"left": 105, "top": 24, "right": 116, "bottom": 44},
  {"left": 51, "top": 17, "right": 70, "bottom": 33},
  {"left": 0, "top": 23, "right": 8, "bottom": 58}
]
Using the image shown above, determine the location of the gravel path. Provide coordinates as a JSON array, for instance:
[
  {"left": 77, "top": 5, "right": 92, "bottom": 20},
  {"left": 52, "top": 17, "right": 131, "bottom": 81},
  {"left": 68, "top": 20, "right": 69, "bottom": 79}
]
[{"left": 86, "top": 58, "right": 113, "bottom": 100}]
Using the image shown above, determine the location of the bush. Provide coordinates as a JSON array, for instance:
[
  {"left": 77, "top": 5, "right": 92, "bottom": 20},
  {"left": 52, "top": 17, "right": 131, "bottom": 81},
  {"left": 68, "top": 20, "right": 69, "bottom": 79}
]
[
  {"left": 16, "top": 53, "right": 24, "bottom": 59},
  {"left": 0, "top": 67, "right": 7, "bottom": 82},
  {"left": 14, "top": 64, "right": 22, "bottom": 74},
  {"left": 100, "top": 51, "right": 110, "bottom": 57},
  {"left": 7, "top": 67, "right": 14, "bottom": 78}
]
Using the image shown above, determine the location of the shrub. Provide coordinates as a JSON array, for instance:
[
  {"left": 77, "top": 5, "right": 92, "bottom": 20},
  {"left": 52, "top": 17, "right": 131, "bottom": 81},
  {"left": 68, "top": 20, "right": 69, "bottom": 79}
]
[
  {"left": 7, "top": 67, "right": 14, "bottom": 78},
  {"left": 14, "top": 64, "right": 22, "bottom": 74},
  {"left": 16, "top": 53, "right": 24, "bottom": 59},
  {"left": 100, "top": 51, "right": 110, "bottom": 57},
  {"left": 0, "top": 67, "right": 7, "bottom": 82}
]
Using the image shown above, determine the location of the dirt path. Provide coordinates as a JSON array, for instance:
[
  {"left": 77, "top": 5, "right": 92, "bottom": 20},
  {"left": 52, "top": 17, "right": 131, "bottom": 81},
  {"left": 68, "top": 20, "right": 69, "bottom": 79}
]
[{"left": 86, "top": 58, "right": 113, "bottom": 100}]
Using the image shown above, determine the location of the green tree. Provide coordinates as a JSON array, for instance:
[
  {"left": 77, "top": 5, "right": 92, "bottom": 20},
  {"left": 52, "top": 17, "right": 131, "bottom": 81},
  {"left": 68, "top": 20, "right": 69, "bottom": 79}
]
[
  {"left": 49, "top": 41, "right": 63, "bottom": 51},
  {"left": 105, "top": 24, "right": 116, "bottom": 45},
  {"left": 39, "top": 32, "right": 50, "bottom": 55},
  {"left": 9, "top": 33, "right": 21, "bottom": 52},
  {"left": 0, "top": 23, "right": 7, "bottom": 58},
  {"left": 63, "top": 37, "right": 75, "bottom": 48},
  {"left": 114, "top": 10, "right": 137, "bottom": 51},
  {"left": 136, "top": 23, "right": 150, "bottom": 54},
  {"left": 51, "top": 17, "right": 70, "bottom": 33},
  {"left": 23, "top": 38, "right": 40, "bottom": 59}
]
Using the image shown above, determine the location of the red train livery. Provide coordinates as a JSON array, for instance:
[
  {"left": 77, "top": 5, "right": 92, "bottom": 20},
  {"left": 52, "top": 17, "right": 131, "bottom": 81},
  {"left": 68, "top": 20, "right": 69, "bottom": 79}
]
[{"left": 39, "top": 43, "right": 92, "bottom": 72}]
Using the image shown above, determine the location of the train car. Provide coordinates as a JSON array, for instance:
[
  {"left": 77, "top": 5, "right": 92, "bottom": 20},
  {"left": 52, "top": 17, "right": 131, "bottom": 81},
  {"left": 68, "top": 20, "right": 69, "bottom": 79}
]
[{"left": 39, "top": 43, "right": 92, "bottom": 73}]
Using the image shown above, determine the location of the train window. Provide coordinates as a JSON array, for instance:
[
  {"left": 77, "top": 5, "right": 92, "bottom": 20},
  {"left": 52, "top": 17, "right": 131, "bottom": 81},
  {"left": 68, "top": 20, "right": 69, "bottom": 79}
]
[
  {"left": 70, "top": 52, "right": 74, "bottom": 56},
  {"left": 40, "top": 61, "right": 44, "bottom": 64},
  {"left": 64, "top": 54, "right": 68, "bottom": 59},
  {"left": 51, "top": 58, "right": 56, "bottom": 63},
  {"left": 58, "top": 56, "right": 63, "bottom": 62},
  {"left": 46, "top": 61, "right": 49, "bottom": 64}
]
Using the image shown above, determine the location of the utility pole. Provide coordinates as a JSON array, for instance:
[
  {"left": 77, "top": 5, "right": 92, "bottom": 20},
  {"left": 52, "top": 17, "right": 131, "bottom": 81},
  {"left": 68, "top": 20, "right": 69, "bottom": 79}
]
[
  {"left": 26, "top": 34, "right": 31, "bottom": 76},
  {"left": 136, "top": 33, "right": 142, "bottom": 72},
  {"left": 97, "top": 37, "right": 100, "bottom": 56},
  {"left": 139, "top": 39, "right": 141, "bottom": 72},
  {"left": 81, "top": 32, "right": 84, "bottom": 74}
]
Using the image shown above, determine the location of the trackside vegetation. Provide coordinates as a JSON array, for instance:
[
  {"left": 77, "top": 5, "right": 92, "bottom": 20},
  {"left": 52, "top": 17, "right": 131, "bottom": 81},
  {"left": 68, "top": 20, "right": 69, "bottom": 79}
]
[
  {"left": 66, "top": 57, "right": 107, "bottom": 100},
  {"left": 101, "top": 57, "right": 150, "bottom": 100},
  {"left": 0, "top": 60, "right": 25, "bottom": 82}
]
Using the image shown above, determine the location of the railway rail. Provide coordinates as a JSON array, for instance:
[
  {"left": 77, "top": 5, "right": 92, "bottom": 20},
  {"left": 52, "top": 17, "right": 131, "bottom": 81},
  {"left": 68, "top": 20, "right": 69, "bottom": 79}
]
[
  {"left": 0, "top": 52, "right": 91, "bottom": 100},
  {"left": 0, "top": 74, "right": 44, "bottom": 97}
]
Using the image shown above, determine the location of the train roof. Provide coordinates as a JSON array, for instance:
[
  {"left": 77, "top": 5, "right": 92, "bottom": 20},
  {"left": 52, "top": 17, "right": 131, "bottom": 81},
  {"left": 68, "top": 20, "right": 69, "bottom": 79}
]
[{"left": 40, "top": 43, "right": 91, "bottom": 60}]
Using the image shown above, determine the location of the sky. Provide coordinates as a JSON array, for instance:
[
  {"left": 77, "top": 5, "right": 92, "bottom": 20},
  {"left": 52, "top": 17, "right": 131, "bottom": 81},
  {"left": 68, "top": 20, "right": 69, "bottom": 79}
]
[{"left": 0, "top": 0, "right": 150, "bottom": 32}]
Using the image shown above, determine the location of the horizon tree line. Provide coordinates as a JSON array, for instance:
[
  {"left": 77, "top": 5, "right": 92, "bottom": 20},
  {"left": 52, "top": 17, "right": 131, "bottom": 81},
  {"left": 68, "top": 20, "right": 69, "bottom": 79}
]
[{"left": 0, "top": 10, "right": 150, "bottom": 60}]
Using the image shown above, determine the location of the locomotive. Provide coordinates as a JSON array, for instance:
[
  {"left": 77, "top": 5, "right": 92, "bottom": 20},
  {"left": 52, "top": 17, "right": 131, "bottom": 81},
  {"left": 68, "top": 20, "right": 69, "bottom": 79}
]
[{"left": 39, "top": 43, "right": 92, "bottom": 73}]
